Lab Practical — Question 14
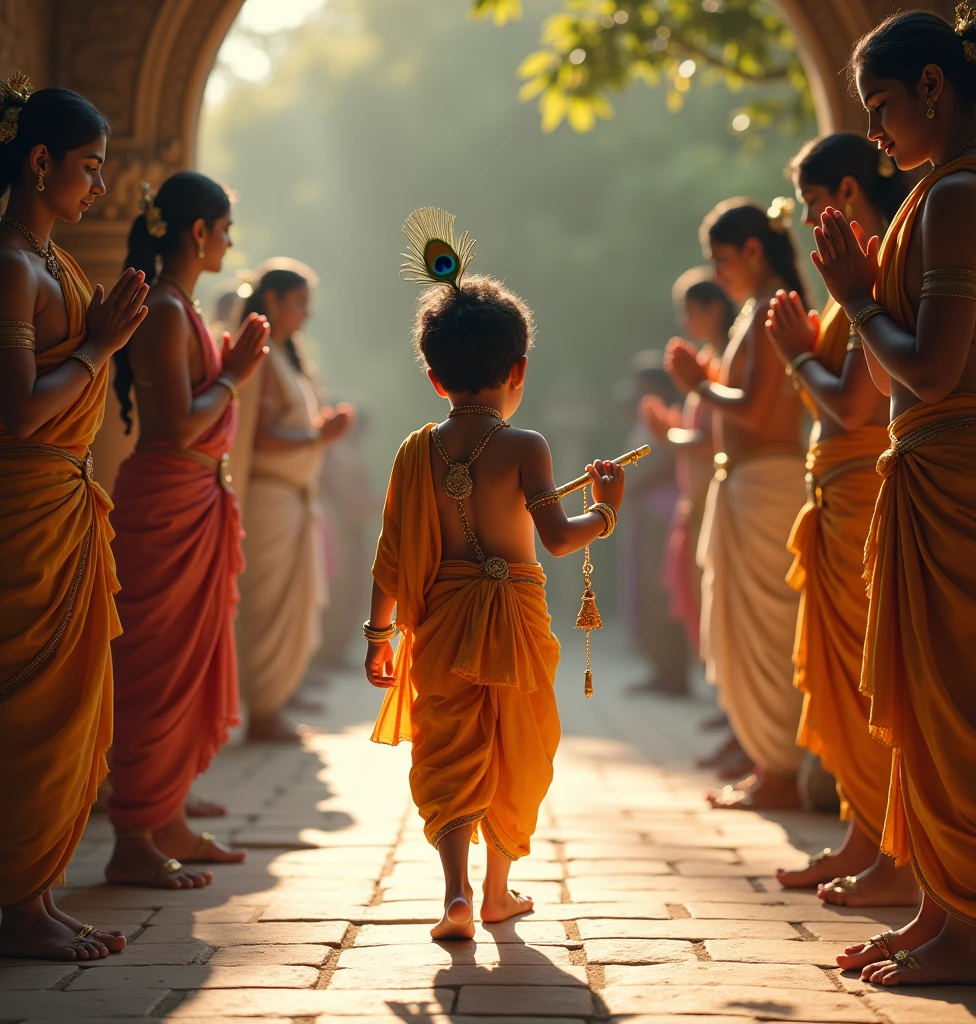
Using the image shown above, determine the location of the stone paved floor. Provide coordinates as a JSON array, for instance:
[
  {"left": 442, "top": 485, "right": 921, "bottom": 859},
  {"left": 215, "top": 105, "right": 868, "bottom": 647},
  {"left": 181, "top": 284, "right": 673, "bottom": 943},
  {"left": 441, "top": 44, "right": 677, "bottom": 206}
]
[{"left": 3, "top": 631, "right": 975, "bottom": 1024}]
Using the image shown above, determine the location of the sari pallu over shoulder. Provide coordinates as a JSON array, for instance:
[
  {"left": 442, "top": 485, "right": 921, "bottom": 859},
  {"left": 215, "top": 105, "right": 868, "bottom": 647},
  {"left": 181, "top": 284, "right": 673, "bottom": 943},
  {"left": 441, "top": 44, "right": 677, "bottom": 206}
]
[{"left": 0, "top": 245, "right": 120, "bottom": 906}]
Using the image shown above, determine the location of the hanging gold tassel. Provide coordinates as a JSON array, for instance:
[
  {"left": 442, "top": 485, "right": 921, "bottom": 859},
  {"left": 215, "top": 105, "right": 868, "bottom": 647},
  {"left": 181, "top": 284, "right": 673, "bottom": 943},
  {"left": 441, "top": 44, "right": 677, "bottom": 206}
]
[{"left": 575, "top": 488, "right": 603, "bottom": 697}]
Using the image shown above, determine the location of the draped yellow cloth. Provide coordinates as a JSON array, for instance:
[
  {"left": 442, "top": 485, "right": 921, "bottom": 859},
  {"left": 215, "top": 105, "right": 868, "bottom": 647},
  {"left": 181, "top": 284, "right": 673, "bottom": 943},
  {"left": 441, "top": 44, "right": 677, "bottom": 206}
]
[
  {"left": 787, "top": 304, "right": 889, "bottom": 839},
  {"left": 0, "top": 247, "right": 120, "bottom": 906},
  {"left": 862, "top": 157, "right": 976, "bottom": 923},
  {"left": 371, "top": 426, "right": 561, "bottom": 857}
]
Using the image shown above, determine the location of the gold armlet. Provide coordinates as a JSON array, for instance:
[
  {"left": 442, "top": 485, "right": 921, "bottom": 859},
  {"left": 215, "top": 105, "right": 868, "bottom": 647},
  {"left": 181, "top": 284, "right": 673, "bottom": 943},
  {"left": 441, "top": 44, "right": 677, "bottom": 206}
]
[
  {"left": 589, "top": 501, "right": 617, "bottom": 538},
  {"left": 525, "top": 489, "right": 560, "bottom": 514},
  {"left": 363, "top": 621, "right": 397, "bottom": 644},
  {"left": 846, "top": 336, "right": 863, "bottom": 351},
  {"left": 68, "top": 351, "right": 97, "bottom": 382},
  {"left": 920, "top": 268, "right": 976, "bottom": 301},
  {"left": 0, "top": 320, "right": 35, "bottom": 350},
  {"left": 215, "top": 375, "right": 239, "bottom": 400},
  {"left": 850, "top": 302, "right": 886, "bottom": 333}
]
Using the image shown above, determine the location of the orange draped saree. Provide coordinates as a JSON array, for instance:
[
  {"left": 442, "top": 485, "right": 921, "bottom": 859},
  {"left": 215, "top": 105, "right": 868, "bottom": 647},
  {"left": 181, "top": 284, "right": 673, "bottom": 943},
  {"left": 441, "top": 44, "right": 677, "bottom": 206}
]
[
  {"left": 0, "top": 248, "right": 120, "bottom": 906},
  {"left": 863, "top": 157, "right": 976, "bottom": 923},
  {"left": 371, "top": 426, "right": 561, "bottom": 858},
  {"left": 787, "top": 301, "right": 890, "bottom": 841},
  {"left": 108, "top": 295, "right": 243, "bottom": 832}
]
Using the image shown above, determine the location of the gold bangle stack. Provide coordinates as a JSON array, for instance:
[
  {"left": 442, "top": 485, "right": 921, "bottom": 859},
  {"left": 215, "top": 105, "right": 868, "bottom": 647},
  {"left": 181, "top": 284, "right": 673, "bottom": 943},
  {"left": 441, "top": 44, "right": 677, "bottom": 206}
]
[
  {"left": 525, "top": 489, "right": 560, "bottom": 513},
  {"left": 920, "top": 268, "right": 976, "bottom": 301},
  {"left": 589, "top": 501, "right": 617, "bottom": 538},
  {"left": 215, "top": 375, "right": 239, "bottom": 400},
  {"left": 0, "top": 320, "right": 36, "bottom": 350},
  {"left": 68, "top": 351, "right": 97, "bottom": 382},
  {"left": 850, "top": 302, "right": 886, "bottom": 333},
  {"left": 363, "top": 621, "right": 397, "bottom": 644}
]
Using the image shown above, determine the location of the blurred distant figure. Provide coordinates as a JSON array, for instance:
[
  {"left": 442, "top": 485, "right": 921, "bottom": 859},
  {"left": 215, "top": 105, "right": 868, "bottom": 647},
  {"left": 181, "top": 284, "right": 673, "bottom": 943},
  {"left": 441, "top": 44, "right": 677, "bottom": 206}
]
[
  {"left": 642, "top": 269, "right": 735, "bottom": 656},
  {"left": 620, "top": 350, "right": 688, "bottom": 696},
  {"left": 235, "top": 259, "right": 354, "bottom": 742}
]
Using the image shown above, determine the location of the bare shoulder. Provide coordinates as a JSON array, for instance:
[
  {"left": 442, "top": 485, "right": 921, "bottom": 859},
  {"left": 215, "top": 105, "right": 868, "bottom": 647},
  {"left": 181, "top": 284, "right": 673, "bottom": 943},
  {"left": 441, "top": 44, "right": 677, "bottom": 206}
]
[
  {"left": 0, "top": 247, "right": 38, "bottom": 319},
  {"left": 502, "top": 426, "right": 551, "bottom": 459},
  {"left": 137, "top": 290, "right": 192, "bottom": 348},
  {"left": 923, "top": 172, "right": 976, "bottom": 252}
]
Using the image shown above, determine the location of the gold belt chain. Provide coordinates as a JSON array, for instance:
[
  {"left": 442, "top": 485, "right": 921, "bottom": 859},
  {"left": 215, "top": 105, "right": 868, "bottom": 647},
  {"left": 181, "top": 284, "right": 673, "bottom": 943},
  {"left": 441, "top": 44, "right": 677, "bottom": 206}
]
[{"left": 805, "top": 454, "right": 880, "bottom": 508}]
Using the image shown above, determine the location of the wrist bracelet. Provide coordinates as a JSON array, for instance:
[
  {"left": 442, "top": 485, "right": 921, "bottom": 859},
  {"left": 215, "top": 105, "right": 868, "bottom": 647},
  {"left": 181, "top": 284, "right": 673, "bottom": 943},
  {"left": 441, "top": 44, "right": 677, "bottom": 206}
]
[
  {"left": 589, "top": 501, "right": 617, "bottom": 539},
  {"left": 849, "top": 302, "right": 886, "bottom": 333},
  {"left": 68, "top": 351, "right": 98, "bottom": 383},
  {"left": 215, "top": 375, "right": 239, "bottom": 400},
  {"left": 363, "top": 621, "right": 397, "bottom": 644},
  {"left": 785, "top": 351, "right": 817, "bottom": 391}
]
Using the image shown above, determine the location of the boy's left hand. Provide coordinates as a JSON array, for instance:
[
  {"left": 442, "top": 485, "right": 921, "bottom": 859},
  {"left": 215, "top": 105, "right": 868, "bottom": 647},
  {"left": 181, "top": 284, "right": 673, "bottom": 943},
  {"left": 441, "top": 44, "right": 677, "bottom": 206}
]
[{"left": 365, "top": 642, "right": 396, "bottom": 688}]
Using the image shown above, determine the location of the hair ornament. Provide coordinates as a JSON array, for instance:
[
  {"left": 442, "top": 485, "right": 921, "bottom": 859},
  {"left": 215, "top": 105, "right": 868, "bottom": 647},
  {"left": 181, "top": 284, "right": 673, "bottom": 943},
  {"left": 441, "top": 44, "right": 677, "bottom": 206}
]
[
  {"left": 401, "top": 207, "right": 475, "bottom": 291},
  {"left": 767, "top": 195, "right": 796, "bottom": 233},
  {"left": 0, "top": 71, "right": 31, "bottom": 145},
  {"left": 139, "top": 182, "right": 168, "bottom": 239},
  {"left": 877, "top": 151, "right": 896, "bottom": 178},
  {"left": 957, "top": 2, "right": 976, "bottom": 63}
]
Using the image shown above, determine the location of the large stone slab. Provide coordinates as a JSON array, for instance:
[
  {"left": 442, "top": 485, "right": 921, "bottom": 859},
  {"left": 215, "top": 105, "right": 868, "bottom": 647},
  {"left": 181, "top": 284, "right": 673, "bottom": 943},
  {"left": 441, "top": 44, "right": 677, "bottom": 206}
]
[
  {"left": 705, "top": 938, "right": 856, "bottom": 967},
  {"left": 206, "top": 944, "right": 333, "bottom": 967},
  {"left": 602, "top": 961, "right": 836, "bottom": 990},
  {"left": 330, "top": 964, "right": 589, "bottom": 988},
  {"left": 0, "top": 965, "right": 79, "bottom": 990},
  {"left": 454, "top": 984, "right": 594, "bottom": 1016},
  {"left": 0, "top": 989, "right": 171, "bottom": 1018},
  {"left": 686, "top": 901, "right": 877, "bottom": 922},
  {"left": 337, "top": 942, "right": 575, "bottom": 969},
  {"left": 582, "top": 938, "right": 697, "bottom": 965},
  {"left": 66, "top": 964, "right": 318, "bottom": 989},
  {"left": 132, "top": 921, "right": 348, "bottom": 946},
  {"left": 578, "top": 918, "right": 797, "bottom": 941},
  {"left": 354, "top": 921, "right": 570, "bottom": 946},
  {"left": 169, "top": 987, "right": 454, "bottom": 1017}
]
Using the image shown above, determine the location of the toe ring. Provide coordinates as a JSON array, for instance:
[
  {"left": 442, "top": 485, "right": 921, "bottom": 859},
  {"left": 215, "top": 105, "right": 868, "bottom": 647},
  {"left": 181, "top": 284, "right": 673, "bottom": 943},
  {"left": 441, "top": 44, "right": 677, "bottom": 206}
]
[
  {"left": 161, "top": 857, "right": 183, "bottom": 874},
  {"left": 869, "top": 930, "right": 897, "bottom": 959},
  {"left": 200, "top": 832, "right": 217, "bottom": 844},
  {"left": 836, "top": 875, "right": 859, "bottom": 892},
  {"left": 74, "top": 923, "right": 95, "bottom": 941},
  {"left": 808, "top": 847, "right": 831, "bottom": 867},
  {"left": 893, "top": 949, "right": 922, "bottom": 970}
]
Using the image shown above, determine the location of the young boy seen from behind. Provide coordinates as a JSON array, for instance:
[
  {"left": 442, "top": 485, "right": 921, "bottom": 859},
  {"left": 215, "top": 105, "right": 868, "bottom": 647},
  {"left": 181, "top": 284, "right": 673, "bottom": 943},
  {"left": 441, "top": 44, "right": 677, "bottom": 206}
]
[{"left": 365, "top": 210, "right": 626, "bottom": 940}]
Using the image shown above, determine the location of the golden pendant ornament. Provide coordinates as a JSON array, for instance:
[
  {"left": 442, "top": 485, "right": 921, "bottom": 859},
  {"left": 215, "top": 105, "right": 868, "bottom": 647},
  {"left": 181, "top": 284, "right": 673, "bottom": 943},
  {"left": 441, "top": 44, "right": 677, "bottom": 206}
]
[
  {"left": 444, "top": 463, "right": 473, "bottom": 500},
  {"left": 483, "top": 556, "right": 510, "bottom": 580}
]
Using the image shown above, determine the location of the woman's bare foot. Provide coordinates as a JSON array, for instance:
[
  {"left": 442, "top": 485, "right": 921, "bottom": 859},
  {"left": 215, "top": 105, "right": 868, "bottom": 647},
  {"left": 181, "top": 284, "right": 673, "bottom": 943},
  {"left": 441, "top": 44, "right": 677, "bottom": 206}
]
[
  {"left": 0, "top": 893, "right": 110, "bottom": 961},
  {"left": 185, "top": 793, "right": 227, "bottom": 818},
  {"left": 862, "top": 914, "right": 976, "bottom": 986},
  {"left": 246, "top": 712, "right": 305, "bottom": 743},
  {"left": 481, "top": 888, "right": 535, "bottom": 923},
  {"left": 154, "top": 814, "right": 246, "bottom": 865},
  {"left": 706, "top": 770, "right": 801, "bottom": 810},
  {"left": 837, "top": 891, "right": 944, "bottom": 972},
  {"left": 105, "top": 831, "right": 213, "bottom": 889},
  {"left": 41, "top": 890, "right": 125, "bottom": 953},
  {"left": 777, "top": 821, "right": 877, "bottom": 890},
  {"left": 819, "top": 850, "right": 920, "bottom": 907},
  {"left": 430, "top": 890, "right": 476, "bottom": 941}
]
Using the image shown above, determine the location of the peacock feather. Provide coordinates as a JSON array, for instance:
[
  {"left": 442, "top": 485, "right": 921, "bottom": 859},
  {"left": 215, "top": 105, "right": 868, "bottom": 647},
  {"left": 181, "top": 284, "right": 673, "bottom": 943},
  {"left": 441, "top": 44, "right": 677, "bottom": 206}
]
[{"left": 400, "top": 207, "right": 475, "bottom": 290}]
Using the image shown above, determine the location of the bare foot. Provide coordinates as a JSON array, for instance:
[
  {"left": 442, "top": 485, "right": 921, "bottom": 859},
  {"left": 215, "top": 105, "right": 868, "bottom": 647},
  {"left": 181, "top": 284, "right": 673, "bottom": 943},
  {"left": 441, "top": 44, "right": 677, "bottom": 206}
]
[
  {"left": 105, "top": 833, "right": 213, "bottom": 889},
  {"left": 481, "top": 888, "right": 535, "bottom": 923},
  {"left": 0, "top": 894, "right": 110, "bottom": 961},
  {"left": 185, "top": 793, "right": 227, "bottom": 818},
  {"left": 706, "top": 770, "right": 800, "bottom": 810},
  {"left": 819, "top": 851, "right": 920, "bottom": 908},
  {"left": 862, "top": 915, "right": 976, "bottom": 986},
  {"left": 836, "top": 892, "right": 944, "bottom": 972},
  {"left": 431, "top": 892, "right": 475, "bottom": 941},
  {"left": 246, "top": 712, "right": 307, "bottom": 743},
  {"left": 154, "top": 818, "right": 246, "bottom": 865},
  {"left": 42, "top": 890, "right": 125, "bottom": 953},
  {"left": 777, "top": 822, "right": 877, "bottom": 890}
]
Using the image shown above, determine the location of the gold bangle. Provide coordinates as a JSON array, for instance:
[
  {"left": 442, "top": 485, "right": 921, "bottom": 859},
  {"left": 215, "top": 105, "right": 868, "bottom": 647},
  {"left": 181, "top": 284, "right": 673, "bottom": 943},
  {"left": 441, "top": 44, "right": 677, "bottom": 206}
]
[
  {"left": 786, "top": 351, "right": 817, "bottom": 376},
  {"left": 215, "top": 375, "right": 238, "bottom": 400},
  {"left": 525, "top": 489, "right": 560, "bottom": 513},
  {"left": 0, "top": 320, "right": 36, "bottom": 350},
  {"left": 589, "top": 501, "right": 617, "bottom": 538},
  {"left": 68, "top": 351, "right": 97, "bottom": 382},
  {"left": 850, "top": 302, "right": 886, "bottom": 333},
  {"left": 363, "top": 621, "right": 397, "bottom": 644}
]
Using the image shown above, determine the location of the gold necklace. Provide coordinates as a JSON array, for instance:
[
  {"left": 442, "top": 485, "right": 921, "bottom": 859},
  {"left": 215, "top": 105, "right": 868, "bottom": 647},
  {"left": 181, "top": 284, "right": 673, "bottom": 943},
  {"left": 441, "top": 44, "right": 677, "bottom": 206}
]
[
  {"left": 1, "top": 216, "right": 61, "bottom": 281},
  {"left": 934, "top": 139, "right": 976, "bottom": 171},
  {"left": 159, "top": 274, "right": 204, "bottom": 319},
  {"left": 448, "top": 404, "right": 504, "bottom": 420}
]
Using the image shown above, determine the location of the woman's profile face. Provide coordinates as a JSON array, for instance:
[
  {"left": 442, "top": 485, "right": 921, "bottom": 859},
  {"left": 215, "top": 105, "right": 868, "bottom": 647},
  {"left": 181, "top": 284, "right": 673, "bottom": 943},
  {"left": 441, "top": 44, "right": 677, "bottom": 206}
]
[
  {"left": 266, "top": 283, "right": 310, "bottom": 340},
  {"left": 41, "top": 134, "right": 107, "bottom": 223},
  {"left": 709, "top": 242, "right": 753, "bottom": 304},
  {"left": 794, "top": 172, "right": 837, "bottom": 228},
  {"left": 858, "top": 68, "right": 933, "bottom": 171}
]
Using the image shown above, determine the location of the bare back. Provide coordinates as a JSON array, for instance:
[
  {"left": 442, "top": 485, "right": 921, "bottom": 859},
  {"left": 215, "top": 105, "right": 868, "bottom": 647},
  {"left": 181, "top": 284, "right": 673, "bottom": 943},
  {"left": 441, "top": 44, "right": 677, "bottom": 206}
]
[{"left": 430, "top": 418, "right": 545, "bottom": 565}]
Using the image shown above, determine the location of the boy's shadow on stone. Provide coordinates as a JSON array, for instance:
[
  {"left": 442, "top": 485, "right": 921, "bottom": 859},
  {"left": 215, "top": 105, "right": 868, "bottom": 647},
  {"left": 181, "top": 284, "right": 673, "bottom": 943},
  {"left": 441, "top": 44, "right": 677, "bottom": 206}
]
[{"left": 387, "top": 916, "right": 609, "bottom": 1020}]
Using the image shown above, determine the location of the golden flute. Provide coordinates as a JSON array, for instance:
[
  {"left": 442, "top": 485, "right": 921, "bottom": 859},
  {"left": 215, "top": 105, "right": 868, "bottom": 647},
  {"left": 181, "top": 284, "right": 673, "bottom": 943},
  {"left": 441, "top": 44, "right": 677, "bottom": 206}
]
[{"left": 554, "top": 445, "right": 650, "bottom": 499}]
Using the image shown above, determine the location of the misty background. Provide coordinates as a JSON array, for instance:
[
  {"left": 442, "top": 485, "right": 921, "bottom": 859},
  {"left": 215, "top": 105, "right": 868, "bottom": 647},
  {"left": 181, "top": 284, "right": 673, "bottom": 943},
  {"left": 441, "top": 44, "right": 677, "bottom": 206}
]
[{"left": 197, "top": 0, "right": 820, "bottom": 618}]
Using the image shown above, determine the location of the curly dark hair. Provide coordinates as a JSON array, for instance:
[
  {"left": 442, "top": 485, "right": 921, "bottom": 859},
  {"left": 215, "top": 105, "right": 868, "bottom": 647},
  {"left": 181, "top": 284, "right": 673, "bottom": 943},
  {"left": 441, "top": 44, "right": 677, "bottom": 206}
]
[{"left": 413, "top": 275, "right": 534, "bottom": 393}]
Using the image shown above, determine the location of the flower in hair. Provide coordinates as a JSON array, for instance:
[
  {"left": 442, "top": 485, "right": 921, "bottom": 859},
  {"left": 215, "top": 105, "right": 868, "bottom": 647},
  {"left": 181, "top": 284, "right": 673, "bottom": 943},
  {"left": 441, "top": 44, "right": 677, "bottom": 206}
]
[
  {"left": 139, "top": 182, "right": 168, "bottom": 239},
  {"left": 957, "top": 2, "right": 976, "bottom": 63},
  {"left": 767, "top": 196, "right": 795, "bottom": 233},
  {"left": 0, "top": 71, "right": 31, "bottom": 145}
]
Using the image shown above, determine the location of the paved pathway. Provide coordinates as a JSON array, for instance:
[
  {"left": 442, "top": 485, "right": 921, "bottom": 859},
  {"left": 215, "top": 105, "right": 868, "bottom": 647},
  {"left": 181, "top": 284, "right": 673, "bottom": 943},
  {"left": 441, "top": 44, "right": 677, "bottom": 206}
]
[{"left": 3, "top": 632, "right": 975, "bottom": 1023}]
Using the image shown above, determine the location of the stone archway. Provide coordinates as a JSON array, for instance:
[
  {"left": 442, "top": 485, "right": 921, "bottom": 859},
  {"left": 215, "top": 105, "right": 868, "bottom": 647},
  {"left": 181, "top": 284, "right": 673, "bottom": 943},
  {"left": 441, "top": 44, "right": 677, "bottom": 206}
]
[{"left": 1, "top": 0, "right": 956, "bottom": 486}]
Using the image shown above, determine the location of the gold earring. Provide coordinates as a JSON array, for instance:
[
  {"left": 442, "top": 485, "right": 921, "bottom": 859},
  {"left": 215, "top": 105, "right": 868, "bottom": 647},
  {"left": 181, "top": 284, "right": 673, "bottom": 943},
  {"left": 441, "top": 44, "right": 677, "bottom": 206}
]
[
  {"left": 197, "top": 243, "right": 206, "bottom": 260},
  {"left": 927, "top": 98, "right": 936, "bottom": 119},
  {"left": 35, "top": 169, "right": 45, "bottom": 192},
  {"left": 844, "top": 203, "right": 854, "bottom": 220}
]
